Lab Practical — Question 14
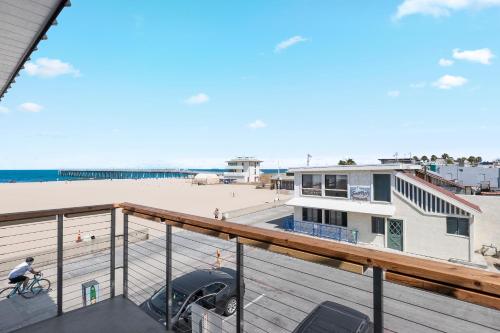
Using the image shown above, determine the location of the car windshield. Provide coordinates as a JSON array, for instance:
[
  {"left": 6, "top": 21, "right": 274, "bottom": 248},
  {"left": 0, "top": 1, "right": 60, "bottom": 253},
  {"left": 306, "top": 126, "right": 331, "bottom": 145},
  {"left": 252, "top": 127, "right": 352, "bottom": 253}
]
[{"left": 150, "top": 287, "right": 188, "bottom": 316}]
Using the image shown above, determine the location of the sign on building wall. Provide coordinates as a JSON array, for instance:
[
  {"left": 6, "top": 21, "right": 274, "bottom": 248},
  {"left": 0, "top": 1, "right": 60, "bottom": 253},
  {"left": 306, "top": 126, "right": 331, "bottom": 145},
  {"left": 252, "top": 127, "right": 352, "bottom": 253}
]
[{"left": 350, "top": 186, "right": 371, "bottom": 201}]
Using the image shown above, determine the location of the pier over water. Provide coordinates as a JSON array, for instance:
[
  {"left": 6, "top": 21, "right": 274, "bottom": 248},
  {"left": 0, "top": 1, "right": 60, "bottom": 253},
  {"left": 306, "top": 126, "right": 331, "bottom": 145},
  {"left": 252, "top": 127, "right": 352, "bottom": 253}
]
[{"left": 58, "top": 169, "right": 198, "bottom": 180}]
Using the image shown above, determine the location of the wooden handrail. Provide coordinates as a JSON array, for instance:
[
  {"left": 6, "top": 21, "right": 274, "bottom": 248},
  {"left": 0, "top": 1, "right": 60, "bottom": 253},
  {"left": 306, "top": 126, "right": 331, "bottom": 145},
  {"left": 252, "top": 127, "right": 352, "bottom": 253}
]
[
  {"left": 0, "top": 204, "right": 117, "bottom": 223},
  {"left": 119, "top": 202, "right": 500, "bottom": 298}
]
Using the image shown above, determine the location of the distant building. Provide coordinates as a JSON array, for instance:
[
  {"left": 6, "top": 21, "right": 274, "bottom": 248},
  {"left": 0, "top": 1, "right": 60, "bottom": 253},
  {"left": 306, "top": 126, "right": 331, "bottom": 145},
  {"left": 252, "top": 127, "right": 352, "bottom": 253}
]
[
  {"left": 271, "top": 173, "right": 295, "bottom": 191},
  {"left": 223, "top": 157, "right": 262, "bottom": 183},
  {"left": 286, "top": 163, "right": 498, "bottom": 264},
  {"left": 434, "top": 164, "right": 500, "bottom": 191},
  {"left": 379, "top": 157, "right": 417, "bottom": 165}
]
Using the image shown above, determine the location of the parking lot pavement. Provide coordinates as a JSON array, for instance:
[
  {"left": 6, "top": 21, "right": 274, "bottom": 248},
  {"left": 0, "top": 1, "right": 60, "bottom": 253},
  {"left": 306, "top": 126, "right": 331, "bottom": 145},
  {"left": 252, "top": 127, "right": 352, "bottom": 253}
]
[{"left": 2, "top": 230, "right": 499, "bottom": 333}]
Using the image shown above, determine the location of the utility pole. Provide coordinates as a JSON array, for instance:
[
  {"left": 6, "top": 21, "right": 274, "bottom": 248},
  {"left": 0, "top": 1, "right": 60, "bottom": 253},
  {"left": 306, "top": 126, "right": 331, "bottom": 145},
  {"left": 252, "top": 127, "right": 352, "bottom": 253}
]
[{"left": 307, "top": 154, "right": 312, "bottom": 167}]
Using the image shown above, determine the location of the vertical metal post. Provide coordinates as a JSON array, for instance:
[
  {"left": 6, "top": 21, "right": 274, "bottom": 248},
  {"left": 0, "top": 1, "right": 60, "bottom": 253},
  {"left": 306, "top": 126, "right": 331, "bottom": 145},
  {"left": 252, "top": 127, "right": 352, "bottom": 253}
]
[
  {"left": 123, "top": 213, "right": 128, "bottom": 299},
  {"left": 373, "top": 267, "right": 384, "bottom": 333},
  {"left": 110, "top": 208, "right": 116, "bottom": 298},
  {"left": 236, "top": 240, "right": 244, "bottom": 333},
  {"left": 57, "top": 214, "right": 63, "bottom": 316},
  {"left": 165, "top": 224, "right": 173, "bottom": 331}
]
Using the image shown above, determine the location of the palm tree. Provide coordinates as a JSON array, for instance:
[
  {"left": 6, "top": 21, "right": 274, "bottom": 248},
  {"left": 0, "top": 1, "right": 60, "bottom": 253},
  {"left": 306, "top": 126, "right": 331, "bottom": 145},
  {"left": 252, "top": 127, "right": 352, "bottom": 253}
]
[
  {"left": 338, "top": 159, "right": 356, "bottom": 166},
  {"left": 430, "top": 155, "right": 438, "bottom": 161},
  {"left": 476, "top": 156, "right": 483, "bottom": 164},
  {"left": 468, "top": 156, "right": 476, "bottom": 164},
  {"left": 421, "top": 155, "right": 429, "bottom": 162},
  {"left": 441, "top": 153, "right": 450, "bottom": 160}
]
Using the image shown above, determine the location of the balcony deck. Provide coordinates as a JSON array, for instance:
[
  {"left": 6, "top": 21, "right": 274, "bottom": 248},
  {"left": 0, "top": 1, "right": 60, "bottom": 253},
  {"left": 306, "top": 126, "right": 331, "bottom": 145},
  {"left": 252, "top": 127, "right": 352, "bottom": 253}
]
[{"left": 12, "top": 297, "right": 164, "bottom": 333}]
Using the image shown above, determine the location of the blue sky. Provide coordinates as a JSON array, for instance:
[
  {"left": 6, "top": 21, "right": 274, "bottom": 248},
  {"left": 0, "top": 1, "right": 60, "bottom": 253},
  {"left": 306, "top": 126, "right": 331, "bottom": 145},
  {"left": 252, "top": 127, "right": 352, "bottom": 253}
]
[{"left": 1, "top": 0, "right": 500, "bottom": 169}]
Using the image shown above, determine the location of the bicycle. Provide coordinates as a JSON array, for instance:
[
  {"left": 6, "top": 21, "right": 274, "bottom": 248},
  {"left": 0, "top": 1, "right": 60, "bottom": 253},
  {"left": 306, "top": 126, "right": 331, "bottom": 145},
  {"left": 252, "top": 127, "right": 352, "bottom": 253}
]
[{"left": 0, "top": 273, "right": 51, "bottom": 299}]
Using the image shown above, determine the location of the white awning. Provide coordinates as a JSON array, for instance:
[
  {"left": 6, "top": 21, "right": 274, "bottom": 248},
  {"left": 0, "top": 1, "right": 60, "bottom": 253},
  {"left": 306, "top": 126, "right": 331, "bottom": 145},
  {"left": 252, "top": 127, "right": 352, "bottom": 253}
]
[
  {"left": 0, "top": 0, "right": 69, "bottom": 100},
  {"left": 286, "top": 197, "right": 395, "bottom": 216}
]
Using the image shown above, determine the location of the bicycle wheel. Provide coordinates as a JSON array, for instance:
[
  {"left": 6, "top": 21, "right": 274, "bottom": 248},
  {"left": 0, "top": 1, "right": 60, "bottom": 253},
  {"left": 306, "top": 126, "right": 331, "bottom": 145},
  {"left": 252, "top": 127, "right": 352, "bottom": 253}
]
[
  {"left": 21, "top": 279, "right": 51, "bottom": 298},
  {"left": 0, "top": 287, "right": 15, "bottom": 299}
]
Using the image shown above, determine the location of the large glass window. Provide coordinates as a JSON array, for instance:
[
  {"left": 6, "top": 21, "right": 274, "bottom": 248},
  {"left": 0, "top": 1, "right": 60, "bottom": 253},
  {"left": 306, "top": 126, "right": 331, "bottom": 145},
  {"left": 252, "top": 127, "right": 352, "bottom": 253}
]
[
  {"left": 373, "top": 174, "right": 391, "bottom": 202},
  {"left": 371, "top": 217, "right": 385, "bottom": 234},
  {"left": 302, "top": 174, "right": 322, "bottom": 196},
  {"left": 446, "top": 217, "right": 469, "bottom": 237},
  {"left": 302, "top": 208, "right": 322, "bottom": 223},
  {"left": 325, "top": 210, "right": 347, "bottom": 227},
  {"left": 325, "top": 175, "right": 348, "bottom": 198}
]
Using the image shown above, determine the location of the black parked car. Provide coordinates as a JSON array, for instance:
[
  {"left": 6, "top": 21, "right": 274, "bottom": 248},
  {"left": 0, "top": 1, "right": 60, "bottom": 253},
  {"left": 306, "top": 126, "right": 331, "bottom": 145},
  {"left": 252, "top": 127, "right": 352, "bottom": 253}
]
[
  {"left": 140, "top": 267, "right": 242, "bottom": 330},
  {"left": 293, "top": 301, "right": 373, "bottom": 333}
]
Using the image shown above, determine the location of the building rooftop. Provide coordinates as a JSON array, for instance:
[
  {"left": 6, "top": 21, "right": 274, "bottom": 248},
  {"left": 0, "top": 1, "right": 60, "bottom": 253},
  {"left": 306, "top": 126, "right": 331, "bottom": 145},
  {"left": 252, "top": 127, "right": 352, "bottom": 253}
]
[
  {"left": 289, "top": 163, "right": 422, "bottom": 173},
  {"left": 226, "top": 156, "right": 263, "bottom": 163}
]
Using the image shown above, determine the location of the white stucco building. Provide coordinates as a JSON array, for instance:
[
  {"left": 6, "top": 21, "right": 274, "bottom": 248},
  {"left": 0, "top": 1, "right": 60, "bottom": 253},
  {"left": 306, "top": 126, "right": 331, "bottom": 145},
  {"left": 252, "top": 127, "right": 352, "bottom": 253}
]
[
  {"left": 286, "top": 164, "right": 499, "bottom": 263},
  {"left": 223, "top": 157, "right": 262, "bottom": 183}
]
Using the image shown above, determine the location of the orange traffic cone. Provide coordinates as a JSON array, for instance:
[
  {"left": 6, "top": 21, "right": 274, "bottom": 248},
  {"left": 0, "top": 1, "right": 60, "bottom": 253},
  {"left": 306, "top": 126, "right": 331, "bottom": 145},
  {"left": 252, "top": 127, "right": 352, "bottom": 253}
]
[{"left": 76, "top": 230, "right": 82, "bottom": 243}]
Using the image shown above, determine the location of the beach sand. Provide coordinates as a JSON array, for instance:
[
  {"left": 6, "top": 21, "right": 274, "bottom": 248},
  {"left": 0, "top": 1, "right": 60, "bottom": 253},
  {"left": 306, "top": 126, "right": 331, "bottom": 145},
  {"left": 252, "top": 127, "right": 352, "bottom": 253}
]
[
  {"left": 0, "top": 178, "right": 290, "bottom": 216},
  {"left": 0, "top": 179, "right": 291, "bottom": 275}
]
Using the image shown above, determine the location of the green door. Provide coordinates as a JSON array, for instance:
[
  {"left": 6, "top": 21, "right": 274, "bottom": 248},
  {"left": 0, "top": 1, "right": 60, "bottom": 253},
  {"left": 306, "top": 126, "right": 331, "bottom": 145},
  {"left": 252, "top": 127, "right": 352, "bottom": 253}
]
[{"left": 388, "top": 219, "right": 403, "bottom": 251}]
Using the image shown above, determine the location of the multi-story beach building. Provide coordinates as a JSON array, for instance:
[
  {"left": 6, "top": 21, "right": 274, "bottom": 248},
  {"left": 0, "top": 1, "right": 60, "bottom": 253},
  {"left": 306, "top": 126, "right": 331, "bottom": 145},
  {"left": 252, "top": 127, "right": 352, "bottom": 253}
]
[
  {"left": 223, "top": 157, "right": 262, "bottom": 183},
  {"left": 286, "top": 164, "right": 499, "bottom": 263}
]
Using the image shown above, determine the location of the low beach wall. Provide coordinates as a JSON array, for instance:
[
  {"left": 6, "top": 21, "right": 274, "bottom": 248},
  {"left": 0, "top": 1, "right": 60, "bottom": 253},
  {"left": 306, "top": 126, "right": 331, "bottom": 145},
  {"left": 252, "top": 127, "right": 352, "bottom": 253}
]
[
  {"left": 221, "top": 200, "right": 287, "bottom": 220},
  {"left": 0, "top": 229, "right": 148, "bottom": 276}
]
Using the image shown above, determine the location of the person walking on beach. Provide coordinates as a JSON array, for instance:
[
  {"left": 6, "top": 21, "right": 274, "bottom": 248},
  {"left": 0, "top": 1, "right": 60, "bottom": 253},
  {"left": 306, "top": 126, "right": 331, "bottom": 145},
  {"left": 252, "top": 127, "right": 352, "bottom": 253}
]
[{"left": 214, "top": 208, "right": 219, "bottom": 220}]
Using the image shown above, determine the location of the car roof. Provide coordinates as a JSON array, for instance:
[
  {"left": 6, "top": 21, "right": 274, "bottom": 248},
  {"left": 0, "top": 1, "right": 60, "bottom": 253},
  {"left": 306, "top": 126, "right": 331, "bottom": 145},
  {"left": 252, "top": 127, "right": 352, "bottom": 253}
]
[
  {"left": 173, "top": 268, "right": 235, "bottom": 295},
  {"left": 292, "top": 301, "right": 371, "bottom": 333}
]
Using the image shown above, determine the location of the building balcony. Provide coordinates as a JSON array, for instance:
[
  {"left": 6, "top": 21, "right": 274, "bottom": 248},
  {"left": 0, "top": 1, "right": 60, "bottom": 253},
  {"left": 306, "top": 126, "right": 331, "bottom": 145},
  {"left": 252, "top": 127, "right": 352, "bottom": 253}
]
[
  {"left": 283, "top": 219, "right": 359, "bottom": 244},
  {"left": 225, "top": 165, "right": 244, "bottom": 170},
  {"left": 223, "top": 172, "right": 246, "bottom": 178},
  {"left": 0, "top": 203, "right": 499, "bottom": 333}
]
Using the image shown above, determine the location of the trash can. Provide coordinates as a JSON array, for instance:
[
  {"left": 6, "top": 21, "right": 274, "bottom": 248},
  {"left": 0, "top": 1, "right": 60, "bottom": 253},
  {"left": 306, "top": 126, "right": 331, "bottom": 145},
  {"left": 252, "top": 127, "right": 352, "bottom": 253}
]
[{"left": 82, "top": 280, "right": 99, "bottom": 306}]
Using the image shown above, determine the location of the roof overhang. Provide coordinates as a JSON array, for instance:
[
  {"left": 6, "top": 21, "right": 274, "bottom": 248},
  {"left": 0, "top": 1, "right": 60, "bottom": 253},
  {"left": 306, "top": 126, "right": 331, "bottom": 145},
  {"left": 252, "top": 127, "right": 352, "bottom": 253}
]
[
  {"left": 0, "top": 0, "right": 70, "bottom": 101},
  {"left": 289, "top": 163, "right": 422, "bottom": 173},
  {"left": 287, "top": 197, "right": 395, "bottom": 216}
]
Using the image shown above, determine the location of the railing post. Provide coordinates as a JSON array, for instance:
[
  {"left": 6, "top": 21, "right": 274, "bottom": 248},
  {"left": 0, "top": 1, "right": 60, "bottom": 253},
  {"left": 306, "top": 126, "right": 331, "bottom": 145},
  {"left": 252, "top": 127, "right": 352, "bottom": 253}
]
[
  {"left": 110, "top": 208, "right": 116, "bottom": 298},
  {"left": 165, "top": 224, "right": 173, "bottom": 331},
  {"left": 236, "top": 239, "right": 244, "bottom": 333},
  {"left": 123, "top": 213, "right": 128, "bottom": 299},
  {"left": 57, "top": 213, "right": 63, "bottom": 316},
  {"left": 373, "top": 267, "right": 384, "bottom": 333}
]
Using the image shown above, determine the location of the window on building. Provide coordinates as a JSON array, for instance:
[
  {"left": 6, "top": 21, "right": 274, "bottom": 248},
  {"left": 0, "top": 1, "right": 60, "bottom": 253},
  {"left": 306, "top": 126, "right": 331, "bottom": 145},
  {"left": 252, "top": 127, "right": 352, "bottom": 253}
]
[
  {"left": 302, "top": 208, "right": 322, "bottom": 223},
  {"left": 371, "top": 217, "right": 385, "bottom": 234},
  {"left": 302, "top": 174, "right": 322, "bottom": 196},
  {"left": 446, "top": 217, "right": 469, "bottom": 237},
  {"left": 325, "top": 210, "right": 347, "bottom": 227},
  {"left": 373, "top": 174, "right": 391, "bottom": 202},
  {"left": 324, "top": 175, "right": 348, "bottom": 198}
]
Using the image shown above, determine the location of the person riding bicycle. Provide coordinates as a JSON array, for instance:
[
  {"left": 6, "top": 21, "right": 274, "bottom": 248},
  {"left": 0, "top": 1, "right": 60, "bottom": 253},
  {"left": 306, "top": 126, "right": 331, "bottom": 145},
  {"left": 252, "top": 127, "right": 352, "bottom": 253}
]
[{"left": 8, "top": 257, "right": 39, "bottom": 290}]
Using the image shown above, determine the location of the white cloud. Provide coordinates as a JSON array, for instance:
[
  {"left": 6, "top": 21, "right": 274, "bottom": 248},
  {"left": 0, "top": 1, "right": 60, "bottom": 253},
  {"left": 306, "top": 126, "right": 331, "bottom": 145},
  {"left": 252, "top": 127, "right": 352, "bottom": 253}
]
[
  {"left": 433, "top": 75, "right": 468, "bottom": 89},
  {"left": 0, "top": 106, "right": 10, "bottom": 114},
  {"left": 19, "top": 102, "right": 43, "bottom": 112},
  {"left": 248, "top": 120, "right": 268, "bottom": 129},
  {"left": 410, "top": 81, "right": 427, "bottom": 88},
  {"left": 275, "top": 36, "right": 308, "bottom": 53},
  {"left": 387, "top": 90, "right": 401, "bottom": 97},
  {"left": 24, "top": 58, "right": 80, "bottom": 78},
  {"left": 184, "top": 93, "right": 210, "bottom": 105},
  {"left": 439, "top": 58, "right": 454, "bottom": 66},
  {"left": 452, "top": 48, "right": 494, "bottom": 64},
  {"left": 395, "top": 0, "right": 500, "bottom": 19}
]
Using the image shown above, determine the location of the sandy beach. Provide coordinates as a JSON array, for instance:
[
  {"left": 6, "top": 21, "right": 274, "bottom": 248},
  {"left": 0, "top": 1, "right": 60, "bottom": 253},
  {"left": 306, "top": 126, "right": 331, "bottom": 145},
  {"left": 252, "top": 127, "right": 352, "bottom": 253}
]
[
  {"left": 0, "top": 179, "right": 291, "bottom": 274},
  {"left": 0, "top": 178, "right": 290, "bottom": 216}
]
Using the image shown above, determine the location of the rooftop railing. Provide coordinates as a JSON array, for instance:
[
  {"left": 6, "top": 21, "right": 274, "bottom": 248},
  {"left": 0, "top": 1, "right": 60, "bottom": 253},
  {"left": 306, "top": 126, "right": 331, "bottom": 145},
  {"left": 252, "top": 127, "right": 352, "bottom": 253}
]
[{"left": 1, "top": 203, "right": 499, "bottom": 333}]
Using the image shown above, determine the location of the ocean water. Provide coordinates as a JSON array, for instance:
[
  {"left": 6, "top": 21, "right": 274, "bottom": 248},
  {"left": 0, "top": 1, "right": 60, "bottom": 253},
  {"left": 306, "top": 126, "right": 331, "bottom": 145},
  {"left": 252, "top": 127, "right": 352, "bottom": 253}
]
[{"left": 0, "top": 169, "right": 284, "bottom": 183}]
